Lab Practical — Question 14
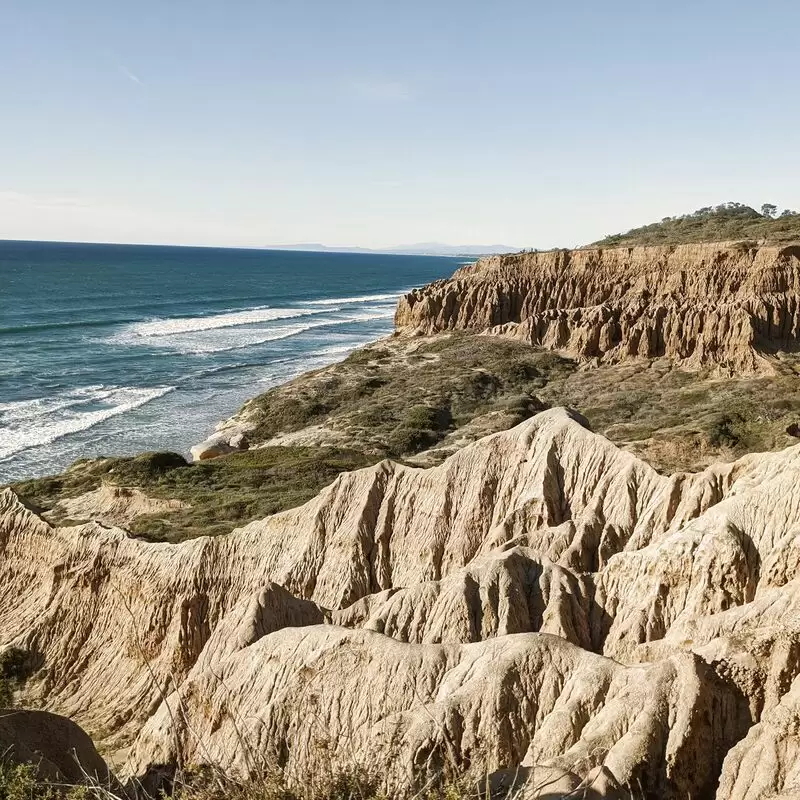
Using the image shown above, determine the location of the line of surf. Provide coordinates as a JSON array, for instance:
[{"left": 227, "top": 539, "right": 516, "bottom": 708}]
[
  {"left": 123, "top": 306, "right": 332, "bottom": 339},
  {"left": 305, "top": 290, "right": 410, "bottom": 306},
  {"left": 0, "top": 385, "right": 175, "bottom": 461},
  {"left": 151, "top": 310, "right": 396, "bottom": 354},
  {"left": 0, "top": 318, "right": 139, "bottom": 336}
]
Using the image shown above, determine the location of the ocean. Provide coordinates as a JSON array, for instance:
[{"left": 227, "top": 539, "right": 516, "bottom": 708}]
[{"left": 0, "top": 240, "right": 456, "bottom": 482}]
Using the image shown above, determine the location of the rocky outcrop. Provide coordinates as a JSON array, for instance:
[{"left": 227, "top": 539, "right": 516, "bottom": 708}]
[
  {"left": 54, "top": 484, "right": 189, "bottom": 527},
  {"left": 190, "top": 429, "right": 249, "bottom": 461},
  {"left": 395, "top": 243, "right": 800, "bottom": 373},
  {"left": 4, "top": 408, "right": 800, "bottom": 797},
  {"left": 332, "top": 547, "right": 592, "bottom": 648},
  {"left": 717, "top": 675, "right": 800, "bottom": 799},
  {"left": 125, "top": 629, "right": 749, "bottom": 800}
]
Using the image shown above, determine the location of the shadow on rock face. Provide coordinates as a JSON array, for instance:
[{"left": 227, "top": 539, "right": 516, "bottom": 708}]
[{"left": 0, "top": 709, "right": 112, "bottom": 784}]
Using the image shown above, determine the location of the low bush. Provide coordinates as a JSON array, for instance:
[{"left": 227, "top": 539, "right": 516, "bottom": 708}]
[
  {"left": 13, "top": 448, "right": 375, "bottom": 543},
  {"left": 0, "top": 648, "right": 29, "bottom": 682},
  {"left": 592, "top": 202, "right": 800, "bottom": 247},
  {"left": 708, "top": 413, "right": 745, "bottom": 449},
  {"left": 0, "top": 646, "right": 32, "bottom": 708},
  {"left": 387, "top": 427, "right": 440, "bottom": 456},
  {"left": 402, "top": 405, "right": 452, "bottom": 431}
]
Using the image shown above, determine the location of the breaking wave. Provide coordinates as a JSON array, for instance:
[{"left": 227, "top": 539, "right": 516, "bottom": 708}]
[
  {"left": 306, "top": 291, "right": 409, "bottom": 306},
  {"left": 0, "top": 385, "right": 175, "bottom": 461},
  {"left": 122, "top": 306, "right": 329, "bottom": 338}
]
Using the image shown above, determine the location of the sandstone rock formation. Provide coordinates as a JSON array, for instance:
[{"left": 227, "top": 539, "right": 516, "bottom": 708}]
[
  {"left": 54, "top": 483, "right": 189, "bottom": 527},
  {"left": 3, "top": 408, "right": 800, "bottom": 797},
  {"left": 125, "top": 629, "right": 748, "bottom": 800},
  {"left": 190, "top": 422, "right": 251, "bottom": 461},
  {"left": 395, "top": 243, "right": 800, "bottom": 373}
]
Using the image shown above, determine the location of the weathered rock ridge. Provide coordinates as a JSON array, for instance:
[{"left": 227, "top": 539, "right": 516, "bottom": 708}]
[
  {"left": 2, "top": 408, "right": 800, "bottom": 797},
  {"left": 395, "top": 243, "right": 800, "bottom": 372}
]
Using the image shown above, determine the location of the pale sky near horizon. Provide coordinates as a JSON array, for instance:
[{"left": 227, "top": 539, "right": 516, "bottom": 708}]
[{"left": 1, "top": 1, "right": 799, "bottom": 250}]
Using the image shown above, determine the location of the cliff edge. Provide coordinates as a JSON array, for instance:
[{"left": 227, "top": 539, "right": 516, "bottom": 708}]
[{"left": 395, "top": 243, "right": 800, "bottom": 373}]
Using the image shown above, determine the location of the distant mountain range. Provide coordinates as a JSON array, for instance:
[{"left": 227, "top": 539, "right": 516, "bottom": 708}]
[{"left": 275, "top": 242, "right": 517, "bottom": 257}]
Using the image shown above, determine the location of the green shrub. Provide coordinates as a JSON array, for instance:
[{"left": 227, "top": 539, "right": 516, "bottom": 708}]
[
  {"left": 105, "top": 452, "right": 188, "bottom": 484},
  {"left": 355, "top": 404, "right": 398, "bottom": 429},
  {"left": 500, "top": 359, "right": 540, "bottom": 383},
  {"left": 0, "top": 647, "right": 32, "bottom": 708},
  {"left": 402, "top": 405, "right": 451, "bottom": 431},
  {"left": 500, "top": 394, "right": 544, "bottom": 418},
  {"left": 0, "top": 762, "right": 51, "bottom": 800},
  {"left": 591, "top": 202, "right": 800, "bottom": 247},
  {"left": 345, "top": 347, "right": 390, "bottom": 365},
  {"left": 354, "top": 377, "right": 388, "bottom": 397},
  {"left": 387, "top": 427, "right": 440, "bottom": 456},
  {"left": 0, "top": 681, "right": 12, "bottom": 708},
  {"left": 454, "top": 371, "right": 500, "bottom": 402},
  {"left": 250, "top": 395, "right": 333, "bottom": 441},
  {"left": 708, "top": 413, "right": 746, "bottom": 449},
  {"left": 0, "top": 648, "right": 29, "bottom": 682},
  {"left": 0, "top": 760, "right": 93, "bottom": 800}
]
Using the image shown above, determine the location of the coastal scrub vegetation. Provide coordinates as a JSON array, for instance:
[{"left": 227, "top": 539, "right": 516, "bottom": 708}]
[
  {"left": 238, "top": 333, "right": 800, "bottom": 474},
  {"left": 0, "top": 646, "right": 30, "bottom": 707},
  {"left": 0, "top": 761, "right": 86, "bottom": 800},
  {"left": 244, "top": 334, "right": 566, "bottom": 457},
  {"left": 0, "top": 760, "right": 389, "bottom": 800},
  {"left": 12, "top": 447, "right": 373, "bottom": 542},
  {"left": 592, "top": 202, "right": 800, "bottom": 247},
  {"left": 10, "top": 332, "right": 800, "bottom": 541},
  {"left": 0, "top": 754, "right": 617, "bottom": 800}
]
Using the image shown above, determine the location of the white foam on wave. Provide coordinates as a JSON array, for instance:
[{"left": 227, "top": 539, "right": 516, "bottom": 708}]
[
  {"left": 0, "top": 385, "right": 175, "bottom": 461},
  {"left": 134, "top": 310, "right": 396, "bottom": 355},
  {"left": 162, "top": 323, "right": 323, "bottom": 355},
  {"left": 306, "top": 290, "right": 408, "bottom": 306},
  {"left": 121, "top": 306, "right": 330, "bottom": 339},
  {"left": 252, "top": 338, "right": 383, "bottom": 387},
  {"left": 336, "top": 307, "right": 395, "bottom": 321},
  {"left": 313, "top": 343, "right": 370, "bottom": 357}
]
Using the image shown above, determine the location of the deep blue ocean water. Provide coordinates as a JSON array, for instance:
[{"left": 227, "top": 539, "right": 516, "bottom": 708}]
[{"left": 0, "top": 241, "right": 456, "bottom": 482}]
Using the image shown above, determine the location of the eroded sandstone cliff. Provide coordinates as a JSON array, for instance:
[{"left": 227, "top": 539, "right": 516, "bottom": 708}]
[
  {"left": 395, "top": 243, "right": 800, "bottom": 373},
  {"left": 3, "top": 409, "right": 800, "bottom": 797}
]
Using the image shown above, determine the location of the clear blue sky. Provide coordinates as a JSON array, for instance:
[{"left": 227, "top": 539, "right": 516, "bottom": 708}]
[{"left": 1, "top": 1, "right": 798, "bottom": 249}]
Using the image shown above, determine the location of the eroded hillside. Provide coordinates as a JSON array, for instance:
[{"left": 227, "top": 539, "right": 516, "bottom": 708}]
[
  {"left": 396, "top": 243, "right": 800, "bottom": 374},
  {"left": 5, "top": 241, "right": 800, "bottom": 799},
  {"left": 2, "top": 409, "right": 800, "bottom": 798}
]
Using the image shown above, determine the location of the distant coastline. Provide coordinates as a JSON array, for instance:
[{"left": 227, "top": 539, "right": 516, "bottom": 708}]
[{"left": 0, "top": 237, "right": 514, "bottom": 258}]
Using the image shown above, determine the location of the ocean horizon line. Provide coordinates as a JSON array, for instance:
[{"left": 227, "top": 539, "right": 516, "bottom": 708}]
[{"left": 0, "top": 236, "right": 481, "bottom": 257}]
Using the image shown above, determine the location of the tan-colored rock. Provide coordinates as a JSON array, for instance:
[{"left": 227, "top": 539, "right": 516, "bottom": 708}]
[
  {"left": 5, "top": 407, "right": 800, "bottom": 796},
  {"left": 54, "top": 483, "right": 189, "bottom": 527},
  {"left": 716, "top": 675, "right": 800, "bottom": 800},
  {"left": 333, "top": 547, "right": 592, "bottom": 648},
  {"left": 395, "top": 243, "right": 800, "bottom": 373},
  {"left": 189, "top": 436, "right": 238, "bottom": 461},
  {"left": 125, "top": 627, "right": 748, "bottom": 800},
  {"left": 190, "top": 421, "right": 253, "bottom": 461}
]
